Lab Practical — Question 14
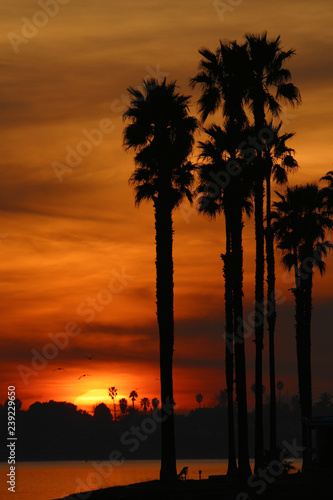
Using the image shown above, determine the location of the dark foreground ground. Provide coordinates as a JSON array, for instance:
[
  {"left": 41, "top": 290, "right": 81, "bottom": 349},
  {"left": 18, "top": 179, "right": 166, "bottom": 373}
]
[{"left": 55, "top": 473, "right": 333, "bottom": 500}]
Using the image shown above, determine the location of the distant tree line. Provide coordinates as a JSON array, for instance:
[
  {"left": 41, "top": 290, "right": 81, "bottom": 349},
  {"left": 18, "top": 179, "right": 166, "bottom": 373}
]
[{"left": 0, "top": 392, "right": 332, "bottom": 462}]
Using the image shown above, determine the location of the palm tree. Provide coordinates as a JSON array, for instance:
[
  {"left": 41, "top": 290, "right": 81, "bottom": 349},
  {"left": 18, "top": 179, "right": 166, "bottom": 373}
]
[
  {"left": 152, "top": 398, "right": 160, "bottom": 410},
  {"left": 129, "top": 390, "right": 138, "bottom": 410},
  {"left": 108, "top": 386, "right": 118, "bottom": 421},
  {"left": 196, "top": 394, "right": 203, "bottom": 408},
  {"left": 217, "top": 389, "right": 228, "bottom": 407},
  {"left": 244, "top": 32, "right": 301, "bottom": 470},
  {"left": 191, "top": 40, "right": 252, "bottom": 478},
  {"left": 276, "top": 380, "right": 284, "bottom": 403},
  {"left": 123, "top": 78, "right": 198, "bottom": 483},
  {"left": 140, "top": 397, "right": 151, "bottom": 416},
  {"left": 197, "top": 124, "right": 253, "bottom": 478},
  {"left": 262, "top": 122, "right": 298, "bottom": 458},
  {"left": 119, "top": 398, "right": 128, "bottom": 415},
  {"left": 321, "top": 171, "right": 333, "bottom": 210},
  {"left": 272, "top": 183, "right": 333, "bottom": 467}
]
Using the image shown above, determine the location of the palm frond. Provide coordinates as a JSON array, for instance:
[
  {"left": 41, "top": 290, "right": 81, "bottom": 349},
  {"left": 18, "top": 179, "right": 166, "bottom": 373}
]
[{"left": 276, "top": 83, "right": 301, "bottom": 105}]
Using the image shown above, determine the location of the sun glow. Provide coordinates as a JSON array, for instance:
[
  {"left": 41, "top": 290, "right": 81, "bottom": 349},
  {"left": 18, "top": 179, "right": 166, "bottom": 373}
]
[{"left": 74, "top": 389, "right": 126, "bottom": 412}]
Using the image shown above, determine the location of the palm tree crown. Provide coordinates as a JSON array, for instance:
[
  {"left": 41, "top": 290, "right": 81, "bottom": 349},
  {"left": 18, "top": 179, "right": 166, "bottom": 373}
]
[
  {"left": 129, "top": 390, "right": 138, "bottom": 405},
  {"left": 124, "top": 78, "right": 198, "bottom": 208},
  {"left": 244, "top": 32, "right": 301, "bottom": 127},
  {"left": 273, "top": 184, "right": 333, "bottom": 275}
]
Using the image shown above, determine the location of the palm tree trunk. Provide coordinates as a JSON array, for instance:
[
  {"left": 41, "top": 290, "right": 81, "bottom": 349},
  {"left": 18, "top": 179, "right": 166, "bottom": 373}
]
[
  {"left": 291, "top": 246, "right": 310, "bottom": 469},
  {"left": 252, "top": 99, "right": 266, "bottom": 471},
  {"left": 254, "top": 170, "right": 265, "bottom": 471},
  {"left": 154, "top": 198, "right": 177, "bottom": 483},
  {"left": 231, "top": 202, "right": 251, "bottom": 478},
  {"left": 293, "top": 283, "right": 308, "bottom": 468},
  {"left": 265, "top": 172, "right": 277, "bottom": 459},
  {"left": 222, "top": 212, "right": 237, "bottom": 477},
  {"left": 299, "top": 256, "right": 313, "bottom": 468}
]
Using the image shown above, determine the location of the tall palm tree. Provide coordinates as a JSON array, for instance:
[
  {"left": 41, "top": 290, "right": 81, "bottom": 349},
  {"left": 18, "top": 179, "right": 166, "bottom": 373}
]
[
  {"left": 244, "top": 32, "right": 301, "bottom": 470},
  {"left": 108, "top": 386, "right": 118, "bottom": 421},
  {"left": 191, "top": 40, "right": 252, "bottom": 479},
  {"left": 129, "top": 390, "right": 138, "bottom": 410},
  {"left": 197, "top": 124, "right": 252, "bottom": 478},
  {"left": 272, "top": 183, "right": 333, "bottom": 467},
  {"left": 123, "top": 78, "right": 198, "bottom": 483},
  {"left": 262, "top": 122, "right": 298, "bottom": 458}
]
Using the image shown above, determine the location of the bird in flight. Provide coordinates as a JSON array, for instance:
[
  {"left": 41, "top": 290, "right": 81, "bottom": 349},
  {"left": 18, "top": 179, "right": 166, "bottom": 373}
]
[
  {"left": 84, "top": 355, "right": 95, "bottom": 360},
  {"left": 78, "top": 374, "right": 90, "bottom": 380},
  {"left": 53, "top": 368, "right": 66, "bottom": 371}
]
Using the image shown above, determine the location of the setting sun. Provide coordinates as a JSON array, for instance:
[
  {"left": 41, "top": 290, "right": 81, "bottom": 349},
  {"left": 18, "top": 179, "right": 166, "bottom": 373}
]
[{"left": 74, "top": 389, "right": 124, "bottom": 412}]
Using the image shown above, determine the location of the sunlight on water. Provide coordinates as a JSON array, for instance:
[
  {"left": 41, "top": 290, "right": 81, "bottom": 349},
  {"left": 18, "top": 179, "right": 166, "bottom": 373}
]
[{"left": 0, "top": 458, "right": 302, "bottom": 500}]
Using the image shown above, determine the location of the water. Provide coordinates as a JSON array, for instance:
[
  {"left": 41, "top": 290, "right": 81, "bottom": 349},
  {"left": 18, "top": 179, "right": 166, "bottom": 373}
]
[{"left": 0, "top": 458, "right": 302, "bottom": 500}]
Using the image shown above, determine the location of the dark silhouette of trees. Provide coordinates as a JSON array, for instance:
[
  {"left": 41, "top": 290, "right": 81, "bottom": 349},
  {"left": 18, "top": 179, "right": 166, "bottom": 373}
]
[
  {"left": 262, "top": 122, "right": 298, "bottom": 459},
  {"left": 108, "top": 386, "right": 118, "bottom": 421},
  {"left": 273, "top": 183, "right": 333, "bottom": 468},
  {"left": 321, "top": 171, "right": 333, "bottom": 209},
  {"left": 313, "top": 393, "right": 333, "bottom": 416},
  {"left": 140, "top": 397, "right": 150, "bottom": 416},
  {"left": 119, "top": 398, "right": 128, "bottom": 415},
  {"left": 1, "top": 391, "right": 332, "bottom": 463},
  {"left": 243, "top": 32, "right": 301, "bottom": 470},
  {"left": 93, "top": 403, "right": 112, "bottom": 420},
  {"left": 129, "top": 390, "right": 138, "bottom": 410},
  {"left": 191, "top": 40, "right": 252, "bottom": 479},
  {"left": 152, "top": 398, "right": 160, "bottom": 410},
  {"left": 123, "top": 78, "right": 198, "bottom": 482},
  {"left": 215, "top": 389, "right": 228, "bottom": 408},
  {"left": 196, "top": 394, "right": 203, "bottom": 408},
  {"left": 251, "top": 384, "right": 265, "bottom": 394},
  {"left": 277, "top": 381, "right": 284, "bottom": 402}
]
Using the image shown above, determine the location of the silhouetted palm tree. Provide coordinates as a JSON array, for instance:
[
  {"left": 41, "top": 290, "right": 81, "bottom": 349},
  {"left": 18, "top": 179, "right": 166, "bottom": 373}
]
[
  {"left": 321, "top": 171, "right": 333, "bottom": 211},
  {"left": 262, "top": 122, "right": 298, "bottom": 458},
  {"left": 276, "top": 380, "right": 284, "bottom": 403},
  {"left": 129, "top": 390, "right": 138, "bottom": 410},
  {"left": 108, "top": 386, "right": 118, "bottom": 421},
  {"left": 314, "top": 392, "right": 333, "bottom": 415},
  {"left": 152, "top": 398, "right": 160, "bottom": 410},
  {"left": 196, "top": 394, "right": 203, "bottom": 408},
  {"left": 218, "top": 389, "right": 228, "bottom": 408},
  {"left": 273, "top": 183, "right": 332, "bottom": 467},
  {"left": 245, "top": 32, "right": 301, "bottom": 470},
  {"left": 119, "top": 398, "right": 128, "bottom": 415},
  {"left": 197, "top": 124, "right": 253, "bottom": 477},
  {"left": 124, "top": 78, "right": 197, "bottom": 483},
  {"left": 191, "top": 40, "right": 252, "bottom": 478},
  {"left": 140, "top": 397, "right": 150, "bottom": 416}
]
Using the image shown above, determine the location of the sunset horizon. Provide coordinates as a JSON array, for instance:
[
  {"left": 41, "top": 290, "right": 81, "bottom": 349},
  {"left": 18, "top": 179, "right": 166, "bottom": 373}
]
[{"left": 1, "top": 0, "right": 333, "bottom": 497}]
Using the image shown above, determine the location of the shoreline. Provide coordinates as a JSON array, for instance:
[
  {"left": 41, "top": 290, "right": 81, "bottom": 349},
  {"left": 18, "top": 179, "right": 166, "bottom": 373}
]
[{"left": 54, "top": 473, "right": 333, "bottom": 500}]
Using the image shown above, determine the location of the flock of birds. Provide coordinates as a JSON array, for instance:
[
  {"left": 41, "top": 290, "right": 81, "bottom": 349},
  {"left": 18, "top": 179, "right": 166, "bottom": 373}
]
[{"left": 52, "top": 355, "right": 95, "bottom": 379}]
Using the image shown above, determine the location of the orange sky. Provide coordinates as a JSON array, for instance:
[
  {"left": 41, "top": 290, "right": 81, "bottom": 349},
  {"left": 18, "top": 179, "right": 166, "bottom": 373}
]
[{"left": 1, "top": 0, "right": 333, "bottom": 414}]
